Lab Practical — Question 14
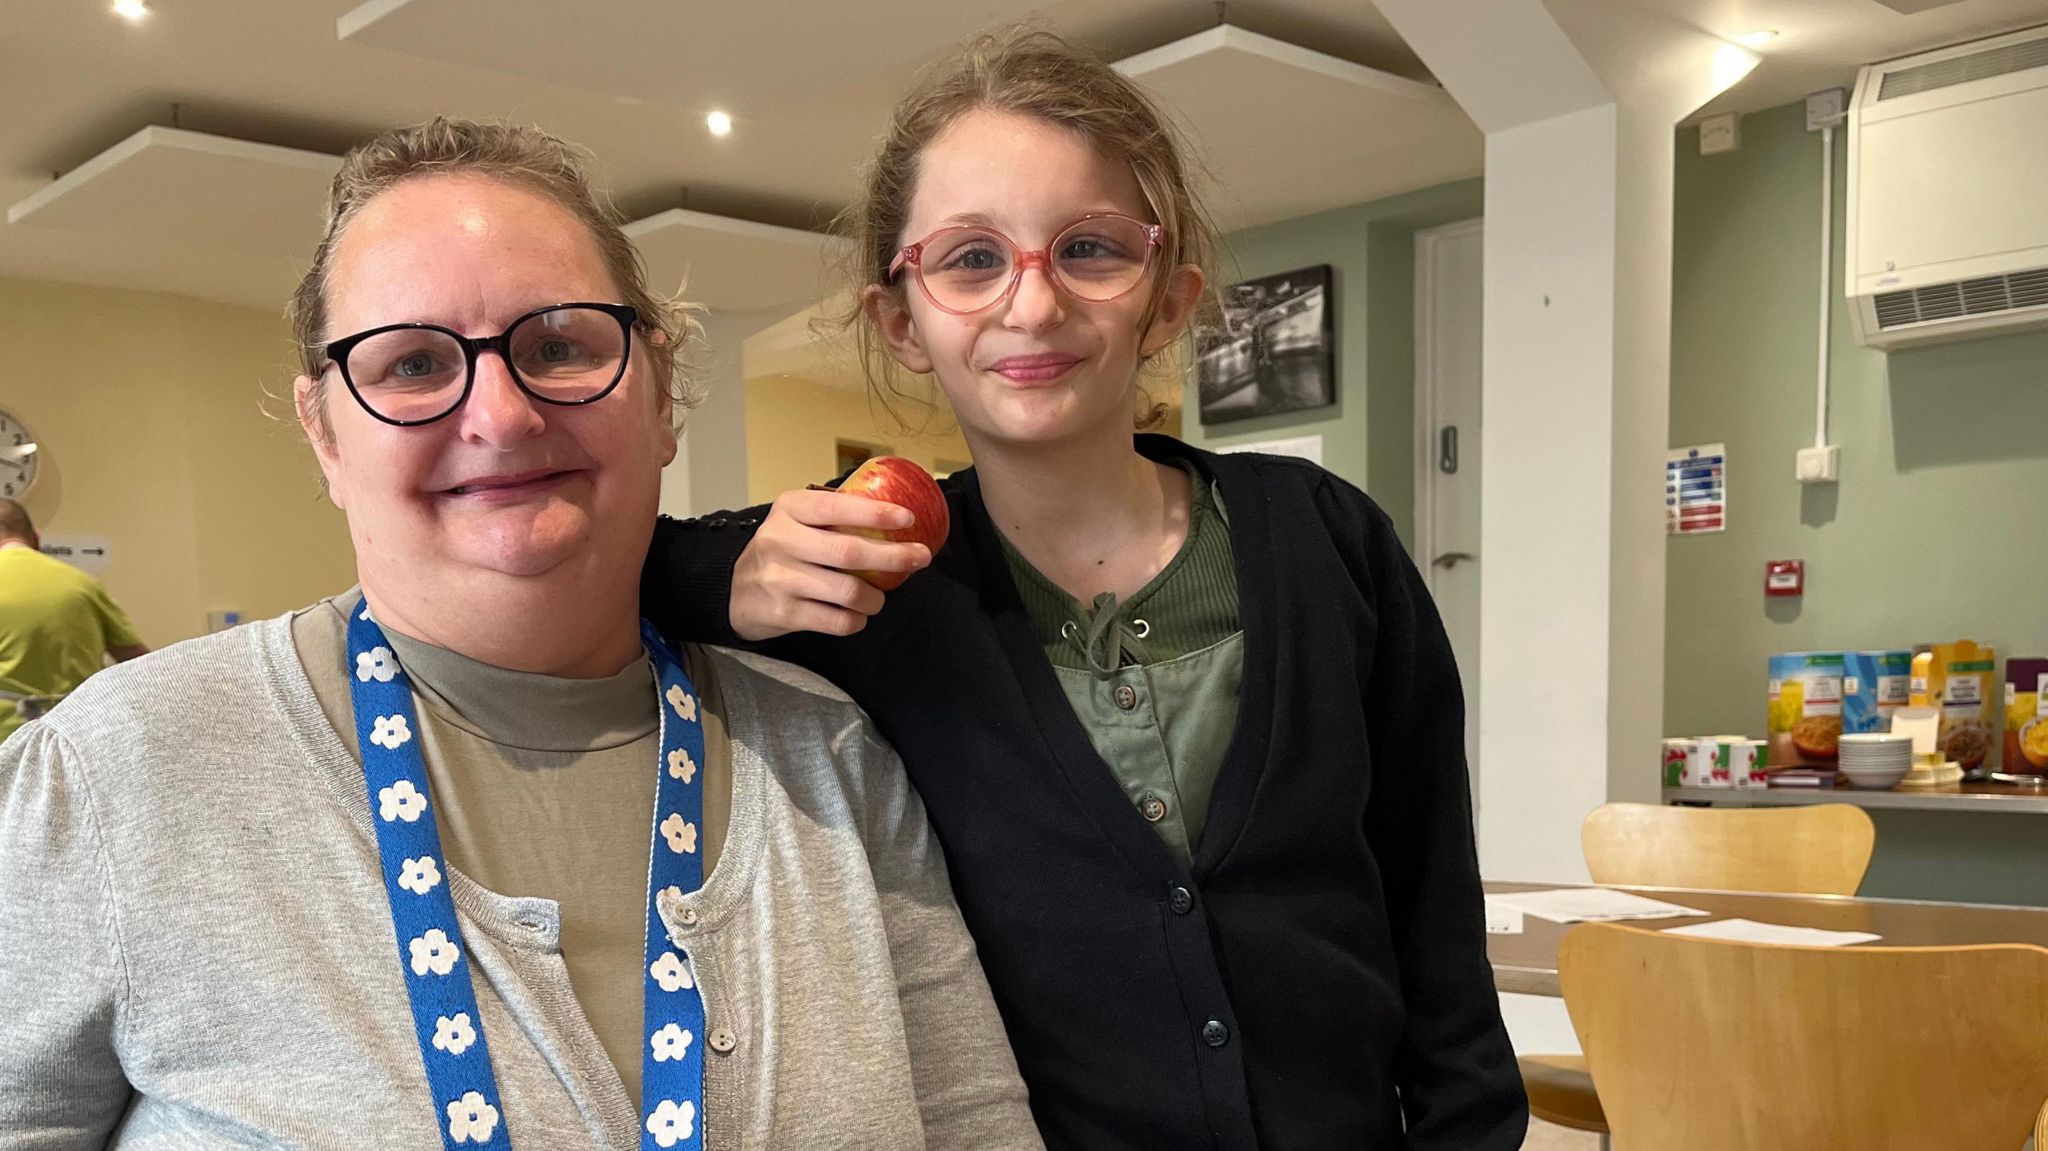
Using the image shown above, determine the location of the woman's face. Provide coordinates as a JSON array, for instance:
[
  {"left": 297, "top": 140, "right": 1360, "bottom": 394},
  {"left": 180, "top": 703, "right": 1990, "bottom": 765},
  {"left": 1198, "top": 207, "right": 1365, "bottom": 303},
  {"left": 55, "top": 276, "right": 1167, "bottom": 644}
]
[
  {"left": 297, "top": 174, "right": 676, "bottom": 600},
  {"left": 871, "top": 108, "right": 1202, "bottom": 451}
]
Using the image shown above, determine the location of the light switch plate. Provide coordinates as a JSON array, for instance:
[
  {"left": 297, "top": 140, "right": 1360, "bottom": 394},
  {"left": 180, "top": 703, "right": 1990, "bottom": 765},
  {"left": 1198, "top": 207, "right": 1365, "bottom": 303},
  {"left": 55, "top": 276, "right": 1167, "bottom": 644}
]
[{"left": 1796, "top": 445, "right": 1840, "bottom": 484}]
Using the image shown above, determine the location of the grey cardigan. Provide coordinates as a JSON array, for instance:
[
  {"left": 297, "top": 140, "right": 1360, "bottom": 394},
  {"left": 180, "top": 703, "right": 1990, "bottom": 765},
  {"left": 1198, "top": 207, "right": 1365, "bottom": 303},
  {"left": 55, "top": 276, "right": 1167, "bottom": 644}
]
[{"left": 0, "top": 616, "right": 1041, "bottom": 1150}]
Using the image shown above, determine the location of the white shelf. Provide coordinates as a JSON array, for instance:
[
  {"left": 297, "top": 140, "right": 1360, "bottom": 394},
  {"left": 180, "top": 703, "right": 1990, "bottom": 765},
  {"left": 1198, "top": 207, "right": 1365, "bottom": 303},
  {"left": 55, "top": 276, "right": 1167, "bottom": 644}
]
[{"left": 1664, "top": 783, "right": 2048, "bottom": 815}]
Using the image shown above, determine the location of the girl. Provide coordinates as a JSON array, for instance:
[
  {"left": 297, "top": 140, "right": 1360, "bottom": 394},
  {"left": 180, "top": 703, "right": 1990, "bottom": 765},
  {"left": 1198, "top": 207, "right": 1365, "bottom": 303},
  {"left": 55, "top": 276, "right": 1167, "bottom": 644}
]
[{"left": 644, "top": 30, "right": 1525, "bottom": 1151}]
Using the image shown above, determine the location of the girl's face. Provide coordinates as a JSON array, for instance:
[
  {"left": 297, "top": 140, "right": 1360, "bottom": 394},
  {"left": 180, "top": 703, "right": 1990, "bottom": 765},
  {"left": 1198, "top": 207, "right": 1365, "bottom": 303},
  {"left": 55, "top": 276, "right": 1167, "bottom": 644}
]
[{"left": 869, "top": 108, "right": 1203, "bottom": 451}]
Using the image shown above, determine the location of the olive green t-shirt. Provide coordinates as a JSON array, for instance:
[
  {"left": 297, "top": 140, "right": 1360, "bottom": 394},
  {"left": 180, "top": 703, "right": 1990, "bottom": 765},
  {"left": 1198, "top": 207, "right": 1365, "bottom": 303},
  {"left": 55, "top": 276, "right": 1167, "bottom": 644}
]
[
  {"left": 997, "top": 467, "right": 1243, "bottom": 865},
  {"left": 0, "top": 545, "right": 142, "bottom": 740},
  {"left": 292, "top": 593, "right": 730, "bottom": 1106}
]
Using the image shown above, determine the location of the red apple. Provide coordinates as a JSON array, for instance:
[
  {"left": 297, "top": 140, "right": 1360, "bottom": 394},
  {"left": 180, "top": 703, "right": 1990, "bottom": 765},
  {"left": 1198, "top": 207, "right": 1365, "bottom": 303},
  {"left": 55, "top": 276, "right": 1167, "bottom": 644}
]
[{"left": 833, "top": 456, "right": 950, "bottom": 590}]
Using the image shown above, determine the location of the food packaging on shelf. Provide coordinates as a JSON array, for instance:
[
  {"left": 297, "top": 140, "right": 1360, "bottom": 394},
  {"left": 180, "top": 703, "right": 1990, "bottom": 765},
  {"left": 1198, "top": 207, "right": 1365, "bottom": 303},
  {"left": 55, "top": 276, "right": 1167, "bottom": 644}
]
[
  {"left": 1911, "top": 642, "right": 1999, "bottom": 778},
  {"left": 1999, "top": 657, "right": 2048, "bottom": 785},
  {"left": 1769, "top": 652, "right": 1845, "bottom": 769}
]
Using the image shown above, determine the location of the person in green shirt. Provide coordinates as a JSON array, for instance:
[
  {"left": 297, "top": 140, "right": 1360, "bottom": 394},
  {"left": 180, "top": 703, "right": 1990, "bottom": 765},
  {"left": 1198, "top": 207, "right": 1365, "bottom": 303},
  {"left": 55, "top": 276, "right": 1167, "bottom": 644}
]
[{"left": 0, "top": 499, "right": 148, "bottom": 739}]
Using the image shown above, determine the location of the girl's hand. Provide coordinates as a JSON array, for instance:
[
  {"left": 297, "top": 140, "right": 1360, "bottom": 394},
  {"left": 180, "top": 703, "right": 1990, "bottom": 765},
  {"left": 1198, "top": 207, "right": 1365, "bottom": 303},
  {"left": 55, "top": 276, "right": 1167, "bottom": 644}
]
[{"left": 729, "top": 488, "right": 933, "bottom": 641}]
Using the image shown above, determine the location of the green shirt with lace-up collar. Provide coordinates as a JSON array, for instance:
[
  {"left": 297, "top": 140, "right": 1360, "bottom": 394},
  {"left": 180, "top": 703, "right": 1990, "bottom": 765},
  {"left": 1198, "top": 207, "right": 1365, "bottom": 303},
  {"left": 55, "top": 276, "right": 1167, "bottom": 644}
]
[{"left": 996, "top": 463, "right": 1243, "bottom": 865}]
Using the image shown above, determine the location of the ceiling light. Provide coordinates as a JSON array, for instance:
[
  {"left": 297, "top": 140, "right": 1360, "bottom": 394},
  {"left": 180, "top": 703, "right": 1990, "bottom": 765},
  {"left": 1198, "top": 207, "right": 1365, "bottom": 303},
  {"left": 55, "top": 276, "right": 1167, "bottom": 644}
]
[
  {"left": 1736, "top": 30, "right": 1780, "bottom": 48},
  {"left": 112, "top": 0, "right": 150, "bottom": 21},
  {"left": 1712, "top": 42, "right": 1762, "bottom": 91},
  {"left": 705, "top": 111, "right": 733, "bottom": 137}
]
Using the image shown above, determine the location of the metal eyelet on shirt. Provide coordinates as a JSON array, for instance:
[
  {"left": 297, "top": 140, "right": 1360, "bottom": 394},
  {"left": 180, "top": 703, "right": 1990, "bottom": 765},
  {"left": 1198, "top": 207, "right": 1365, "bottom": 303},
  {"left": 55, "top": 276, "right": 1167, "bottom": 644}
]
[
  {"left": 1130, "top": 619, "right": 1151, "bottom": 639},
  {"left": 1060, "top": 620, "right": 1081, "bottom": 641}
]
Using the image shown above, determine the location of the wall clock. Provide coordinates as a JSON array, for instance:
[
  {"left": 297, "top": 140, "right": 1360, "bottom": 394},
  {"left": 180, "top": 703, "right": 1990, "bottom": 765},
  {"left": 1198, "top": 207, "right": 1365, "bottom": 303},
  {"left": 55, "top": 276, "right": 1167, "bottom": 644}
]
[{"left": 0, "top": 409, "right": 39, "bottom": 500}]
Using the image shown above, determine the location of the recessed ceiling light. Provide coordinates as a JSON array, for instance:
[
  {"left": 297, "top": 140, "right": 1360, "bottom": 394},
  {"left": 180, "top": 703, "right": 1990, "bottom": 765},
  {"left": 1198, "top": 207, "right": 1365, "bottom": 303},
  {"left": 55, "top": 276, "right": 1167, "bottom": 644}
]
[
  {"left": 112, "top": 0, "right": 150, "bottom": 21},
  {"left": 1712, "top": 42, "right": 1762, "bottom": 90},
  {"left": 705, "top": 111, "right": 733, "bottom": 138},
  {"left": 1736, "top": 29, "right": 1780, "bottom": 47}
]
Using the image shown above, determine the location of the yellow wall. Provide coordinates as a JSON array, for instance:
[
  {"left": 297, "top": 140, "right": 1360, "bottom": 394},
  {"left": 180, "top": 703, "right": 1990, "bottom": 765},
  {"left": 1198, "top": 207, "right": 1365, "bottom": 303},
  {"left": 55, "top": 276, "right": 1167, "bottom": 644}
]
[
  {"left": 744, "top": 373, "right": 973, "bottom": 503},
  {"left": 0, "top": 277, "right": 355, "bottom": 648}
]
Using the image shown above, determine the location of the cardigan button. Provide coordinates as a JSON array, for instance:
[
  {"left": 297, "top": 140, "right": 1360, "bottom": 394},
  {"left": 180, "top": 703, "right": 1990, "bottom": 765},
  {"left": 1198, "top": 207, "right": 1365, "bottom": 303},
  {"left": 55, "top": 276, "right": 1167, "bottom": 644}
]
[
  {"left": 1139, "top": 794, "right": 1168, "bottom": 823},
  {"left": 708, "top": 1028, "right": 737, "bottom": 1055},
  {"left": 1201, "top": 1019, "right": 1230, "bottom": 1048},
  {"left": 1168, "top": 886, "right": 1194, "bottom": 915},
  {"left": 1112, "top": 684, "right": 1140, "bottom": 711}
]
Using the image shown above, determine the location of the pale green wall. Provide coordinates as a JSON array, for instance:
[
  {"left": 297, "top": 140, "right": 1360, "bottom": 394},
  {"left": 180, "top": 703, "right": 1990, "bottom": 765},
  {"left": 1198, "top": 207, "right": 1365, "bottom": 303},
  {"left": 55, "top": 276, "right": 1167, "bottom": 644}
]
[
  {"left": 1667, "top": 100, "right": 2048, "bottom": 906},
  {"left": 1182, "top": 178, "right": 1484, "bottom": 546}
]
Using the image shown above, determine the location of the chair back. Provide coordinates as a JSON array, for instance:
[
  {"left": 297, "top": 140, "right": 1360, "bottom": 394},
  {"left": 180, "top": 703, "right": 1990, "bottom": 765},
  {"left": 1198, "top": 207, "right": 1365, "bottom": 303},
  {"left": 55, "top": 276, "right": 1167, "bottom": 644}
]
[
  {"left": 1581, "top": 802, "right": 1874, "bottom": 895},
  {"left": 1559, "top": 922, "right": 2048, "bottom": 1150}
]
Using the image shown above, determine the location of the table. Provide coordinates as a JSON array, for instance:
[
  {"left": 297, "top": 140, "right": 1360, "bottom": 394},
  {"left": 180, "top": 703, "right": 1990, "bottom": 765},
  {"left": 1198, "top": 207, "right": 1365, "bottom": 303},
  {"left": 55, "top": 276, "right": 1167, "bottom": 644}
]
[
  {"left": 1664, "top": 781, "right": 2048, "bottom": 815},
  {"left": 1483, "top": 880, "right": 2048, "bottom": 997}
]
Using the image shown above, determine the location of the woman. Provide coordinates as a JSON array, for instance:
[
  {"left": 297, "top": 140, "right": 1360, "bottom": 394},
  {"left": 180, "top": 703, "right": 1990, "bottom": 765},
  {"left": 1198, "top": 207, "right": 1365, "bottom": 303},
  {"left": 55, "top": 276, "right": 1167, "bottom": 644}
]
[
  {"left": 644, "top": 31, "right": 1526, "bottom": 1151},
  {"left": 0, "top": 119, "right": 1037, "bottom": 1151}
]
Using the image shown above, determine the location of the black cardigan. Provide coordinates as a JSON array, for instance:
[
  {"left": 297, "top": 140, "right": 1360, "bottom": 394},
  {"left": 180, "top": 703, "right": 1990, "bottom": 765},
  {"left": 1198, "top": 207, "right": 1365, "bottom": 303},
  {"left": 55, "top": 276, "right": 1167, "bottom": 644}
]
[{"left": 642, "top": 435, "right": 1526, "bottom": 1150}]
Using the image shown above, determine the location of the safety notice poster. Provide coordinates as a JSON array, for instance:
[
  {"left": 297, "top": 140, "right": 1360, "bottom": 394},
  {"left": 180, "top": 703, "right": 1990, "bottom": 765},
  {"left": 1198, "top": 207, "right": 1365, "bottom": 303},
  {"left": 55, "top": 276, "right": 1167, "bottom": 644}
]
[{"left": 1666, "top": 444, "right": 1725, "bottom": 535}]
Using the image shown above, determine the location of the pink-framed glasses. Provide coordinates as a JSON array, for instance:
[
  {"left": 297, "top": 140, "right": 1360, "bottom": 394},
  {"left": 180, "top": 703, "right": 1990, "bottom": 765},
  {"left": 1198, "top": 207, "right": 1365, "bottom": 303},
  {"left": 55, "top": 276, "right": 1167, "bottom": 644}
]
[{"left": 887, "top": 213, "right": 1165, "bottom": 316}]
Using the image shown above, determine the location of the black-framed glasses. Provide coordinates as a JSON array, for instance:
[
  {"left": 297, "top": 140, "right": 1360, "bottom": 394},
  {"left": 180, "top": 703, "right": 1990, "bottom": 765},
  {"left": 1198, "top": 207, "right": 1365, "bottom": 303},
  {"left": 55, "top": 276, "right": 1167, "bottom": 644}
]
[{"left": 322, "top": 302, "right": 640, "bottom": 427}]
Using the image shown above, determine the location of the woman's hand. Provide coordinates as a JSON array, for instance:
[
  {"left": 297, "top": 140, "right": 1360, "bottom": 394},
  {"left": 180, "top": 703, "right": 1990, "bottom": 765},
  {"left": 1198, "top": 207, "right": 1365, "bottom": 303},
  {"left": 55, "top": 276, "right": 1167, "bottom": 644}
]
[{"left": 730, "top": 488, "right": 933, "bottom": 641}]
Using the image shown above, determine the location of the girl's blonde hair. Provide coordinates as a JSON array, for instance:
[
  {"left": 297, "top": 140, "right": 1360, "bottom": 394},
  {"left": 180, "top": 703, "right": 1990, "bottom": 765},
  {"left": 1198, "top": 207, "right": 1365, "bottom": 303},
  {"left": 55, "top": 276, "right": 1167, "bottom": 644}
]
[
  {"left": 838, "top": 28, "right": 1218, "bottom": 430},
  {"left": 288, "top": 118, "right": 699, "bottom": 437}
]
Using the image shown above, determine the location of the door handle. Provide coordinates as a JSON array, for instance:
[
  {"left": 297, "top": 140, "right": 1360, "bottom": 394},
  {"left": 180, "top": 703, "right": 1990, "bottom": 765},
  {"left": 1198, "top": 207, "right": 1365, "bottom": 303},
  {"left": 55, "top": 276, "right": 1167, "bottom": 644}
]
[
  {"left": 1432, "top": 551, "right": 1476, "bottom": 569},
  {"left": 1439, "top": 426, "right": 1459, "bottom": 475}
]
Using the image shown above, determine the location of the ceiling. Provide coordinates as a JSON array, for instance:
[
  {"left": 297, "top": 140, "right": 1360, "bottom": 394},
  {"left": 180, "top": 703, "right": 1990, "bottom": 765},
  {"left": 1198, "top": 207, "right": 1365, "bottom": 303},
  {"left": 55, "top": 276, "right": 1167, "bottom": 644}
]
[
  {"left": 1630, "top": 0, "right": 2048, "bottom": 119},
  {"left": 0, "top": 0, "right": 2042, "bottom": 314}
]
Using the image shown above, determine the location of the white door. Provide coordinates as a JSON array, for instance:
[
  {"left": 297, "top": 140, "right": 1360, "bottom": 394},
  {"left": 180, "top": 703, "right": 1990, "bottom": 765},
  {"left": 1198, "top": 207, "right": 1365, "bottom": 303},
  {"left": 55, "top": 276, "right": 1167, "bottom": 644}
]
[{"left": 1414, "top": 218, "right": 1484, "bottom": 793}]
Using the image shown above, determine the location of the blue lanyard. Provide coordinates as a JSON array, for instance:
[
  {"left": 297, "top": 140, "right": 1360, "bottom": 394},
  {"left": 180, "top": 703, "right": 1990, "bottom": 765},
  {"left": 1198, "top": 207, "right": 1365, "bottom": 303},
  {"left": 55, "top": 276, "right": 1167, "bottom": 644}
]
[{"left": 347, "top": 600, "right": 708, "bottom": 1150}]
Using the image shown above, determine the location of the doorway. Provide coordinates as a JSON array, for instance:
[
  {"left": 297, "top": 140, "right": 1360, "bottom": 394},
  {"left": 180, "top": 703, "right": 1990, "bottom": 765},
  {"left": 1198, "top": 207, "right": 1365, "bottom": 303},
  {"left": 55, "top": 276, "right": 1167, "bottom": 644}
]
[{"left": 1414, "top": 217, "right": 1484, "bottom": 790}]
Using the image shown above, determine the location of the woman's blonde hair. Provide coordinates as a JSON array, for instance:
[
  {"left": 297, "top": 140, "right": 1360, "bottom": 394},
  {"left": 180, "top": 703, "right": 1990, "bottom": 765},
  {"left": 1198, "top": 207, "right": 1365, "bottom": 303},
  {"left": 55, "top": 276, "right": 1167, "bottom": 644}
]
[
  {"left": 288, "top": 118, "right": 699, "bottom": 437},
  {"left": 838, "top": 28, "right": 1218, "bottom": 431}
]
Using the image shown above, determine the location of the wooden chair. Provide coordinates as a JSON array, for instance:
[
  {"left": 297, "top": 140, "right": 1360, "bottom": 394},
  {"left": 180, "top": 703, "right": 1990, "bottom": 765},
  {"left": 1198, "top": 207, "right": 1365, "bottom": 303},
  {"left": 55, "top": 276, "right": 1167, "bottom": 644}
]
[
  {"left": 1580, "top": 802, "right": 1875, "bottom": 895},
  {"left": 1520, "top": 803, "right": 1877, "bottom": 1145},
  {"left": 1559, "top": 922, "right": 2048, "bottom": 1150}
]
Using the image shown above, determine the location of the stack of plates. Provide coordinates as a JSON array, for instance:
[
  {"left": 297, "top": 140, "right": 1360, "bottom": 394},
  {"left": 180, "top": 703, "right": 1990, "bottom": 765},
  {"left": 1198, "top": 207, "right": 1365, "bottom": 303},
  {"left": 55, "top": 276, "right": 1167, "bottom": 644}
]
[{"left": 1838, "top": 733, "right": 1914, "bottom": 789}]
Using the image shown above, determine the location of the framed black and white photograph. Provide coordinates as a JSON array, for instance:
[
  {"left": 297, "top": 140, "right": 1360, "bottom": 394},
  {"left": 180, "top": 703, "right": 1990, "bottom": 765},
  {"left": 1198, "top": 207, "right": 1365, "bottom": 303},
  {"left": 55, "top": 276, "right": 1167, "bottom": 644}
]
[{"left": 1196, "top": 264, "right": 1335, "bottom": 425}]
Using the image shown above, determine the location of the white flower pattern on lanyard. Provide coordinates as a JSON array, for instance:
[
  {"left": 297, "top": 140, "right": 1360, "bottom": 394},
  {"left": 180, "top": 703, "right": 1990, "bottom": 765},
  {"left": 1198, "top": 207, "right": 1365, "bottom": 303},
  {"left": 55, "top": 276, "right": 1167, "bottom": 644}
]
[
  {"left": 666, "top": 683, "right": 697, "bottom": 722},
  {"left": 649, "top": 951, "right": 695, "bottom": 992},
  {"left": 660, "top": 812, "right": 698, "bottom": 855},
  {"left": 446, "top": 1091, "right": 500, "bottom": 1144},
  {"left": 379, "top": 779, "right": 428, "bottom": 823},
  {"left": 646, "top": 1099, "right": 696, "bottom": 1148},
  {"left": 650, "top": 1022, "right": 694, "bottom": 1063},
  {"left": 398, "top": 855, "right": 443, "bottom": 895},
  {"left": 666, "top": 747, "right": 697, "bottom": 783},
  {"left": 433, "top": 1012, "right": 478, "bottom": 1056},
  {"left": 409, "top": 928, "right": 461, "bottom": 977},
  {"left": 371, "top": 713, "right": 413, "bottom": 750},
  {"left": 356, "top": 645, "right": 400, "bottom": 683}
]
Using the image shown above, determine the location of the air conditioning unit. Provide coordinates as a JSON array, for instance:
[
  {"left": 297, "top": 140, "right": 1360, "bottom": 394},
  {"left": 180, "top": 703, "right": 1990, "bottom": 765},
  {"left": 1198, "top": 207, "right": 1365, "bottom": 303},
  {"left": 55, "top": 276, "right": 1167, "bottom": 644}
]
[{"left": 1847, "top": 25, "right": 2048, "bottom": 350}]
